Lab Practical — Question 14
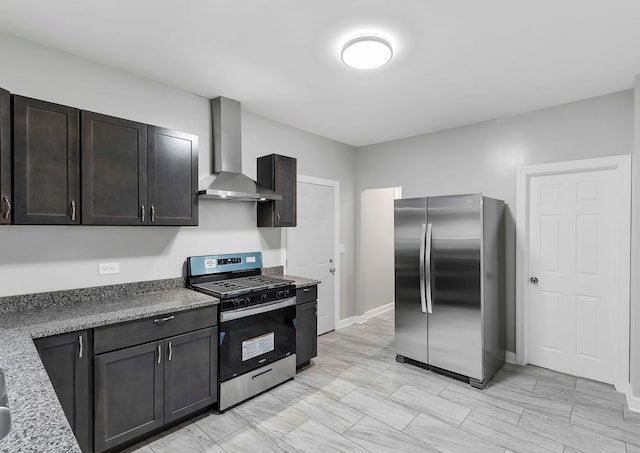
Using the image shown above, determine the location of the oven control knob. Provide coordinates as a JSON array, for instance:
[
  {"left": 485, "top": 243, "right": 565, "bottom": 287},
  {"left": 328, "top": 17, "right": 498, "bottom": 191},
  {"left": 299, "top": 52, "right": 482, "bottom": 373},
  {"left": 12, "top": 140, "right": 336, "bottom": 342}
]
[
  {"left": 276, "top": 290, "right": 284, "bottom": 299},
  {"left": 261, "top": 293, "right": 268, "bottom": 303},
  {"left": 284, "top": 289, "right": 290, "bottom": 297},
  {"left": 241, "top": 298, "right": 249, "bottom": 307}
]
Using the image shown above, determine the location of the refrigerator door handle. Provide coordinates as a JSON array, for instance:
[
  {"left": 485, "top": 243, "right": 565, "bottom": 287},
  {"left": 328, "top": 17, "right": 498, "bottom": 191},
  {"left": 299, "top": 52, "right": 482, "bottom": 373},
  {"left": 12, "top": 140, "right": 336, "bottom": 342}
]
[
  {"left": 419, "top": 223, "right": 427, "bottom": 313},
  {"left": 425, "top": 223, "right": 433, "bottom": 314}
]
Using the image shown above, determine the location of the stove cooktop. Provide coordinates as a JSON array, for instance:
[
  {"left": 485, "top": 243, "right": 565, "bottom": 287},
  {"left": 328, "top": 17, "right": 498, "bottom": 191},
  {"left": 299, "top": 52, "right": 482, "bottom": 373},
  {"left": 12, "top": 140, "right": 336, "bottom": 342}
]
[{"left": 192, "top": 275, "right": 293, "bottom": 298}]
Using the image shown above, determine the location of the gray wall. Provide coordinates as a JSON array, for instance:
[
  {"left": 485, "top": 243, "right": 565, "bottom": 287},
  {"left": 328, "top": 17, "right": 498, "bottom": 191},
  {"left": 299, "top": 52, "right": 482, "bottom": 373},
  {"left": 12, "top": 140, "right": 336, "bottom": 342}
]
[
  {"left": 356, "top": 90, "right": 634, "bottom": 353},
  {"left": 0, "top": 32, "right": 356, "bottom": 318}
]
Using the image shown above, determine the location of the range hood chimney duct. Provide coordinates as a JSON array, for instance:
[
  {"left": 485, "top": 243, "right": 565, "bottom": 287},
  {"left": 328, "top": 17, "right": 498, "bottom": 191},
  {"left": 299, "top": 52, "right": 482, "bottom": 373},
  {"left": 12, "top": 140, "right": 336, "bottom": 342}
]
[{"left": 198, "top": 97, "right": 282, "bottom": 201}]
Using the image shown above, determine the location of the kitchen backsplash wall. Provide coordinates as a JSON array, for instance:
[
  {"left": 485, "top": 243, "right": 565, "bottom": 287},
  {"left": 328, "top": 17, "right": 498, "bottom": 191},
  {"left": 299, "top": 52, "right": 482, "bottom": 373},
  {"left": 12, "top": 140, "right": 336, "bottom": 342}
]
[{"left": 0, "top": 32, "right": 356, "bottom": 321}]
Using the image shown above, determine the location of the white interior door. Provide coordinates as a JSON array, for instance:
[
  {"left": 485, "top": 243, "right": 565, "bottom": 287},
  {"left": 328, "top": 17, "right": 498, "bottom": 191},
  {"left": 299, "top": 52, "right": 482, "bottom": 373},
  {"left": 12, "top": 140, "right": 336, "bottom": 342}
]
[
  {"left": 287, "top": 180, "right": 336, "bottom": 335},
  {"left": 528, "top": 169, "right": 616, "bottom": 383}
]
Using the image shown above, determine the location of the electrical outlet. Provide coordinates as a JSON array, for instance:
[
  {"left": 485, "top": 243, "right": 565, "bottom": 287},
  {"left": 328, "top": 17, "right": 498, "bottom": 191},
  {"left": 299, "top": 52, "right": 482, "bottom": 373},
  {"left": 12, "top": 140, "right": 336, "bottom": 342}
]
[{"left": 98, "top": 262, "right": 120, "bottom": 275}]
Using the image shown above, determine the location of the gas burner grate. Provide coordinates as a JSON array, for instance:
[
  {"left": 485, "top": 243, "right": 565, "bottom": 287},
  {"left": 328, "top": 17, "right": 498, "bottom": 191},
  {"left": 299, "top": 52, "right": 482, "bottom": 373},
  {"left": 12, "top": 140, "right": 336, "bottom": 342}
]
[{"left": 192, "top": 275, "right": 292, "bottom": 298}]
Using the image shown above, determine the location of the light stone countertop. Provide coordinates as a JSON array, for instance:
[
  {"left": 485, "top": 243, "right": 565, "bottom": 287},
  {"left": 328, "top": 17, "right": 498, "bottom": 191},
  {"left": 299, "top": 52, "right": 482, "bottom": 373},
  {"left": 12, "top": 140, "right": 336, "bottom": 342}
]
[
  {"left": 0, "top": 287, "right": 218, "bottom": 453},
  {"left": 0, "top": 273, "right": 316, "bottom": 452},
  {"left": 261, "top": 266, "right": 320, "bottom": 289},
  {"left": 283, "top": 275, "right": 321, "bottom": 289}
]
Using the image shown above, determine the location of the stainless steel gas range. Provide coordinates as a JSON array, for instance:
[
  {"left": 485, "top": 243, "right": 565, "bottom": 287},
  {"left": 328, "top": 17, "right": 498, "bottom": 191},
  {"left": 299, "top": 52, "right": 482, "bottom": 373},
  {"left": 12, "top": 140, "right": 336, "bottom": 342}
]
[{"left": 187, "top": 252, "right": 296, "bottom": 411}]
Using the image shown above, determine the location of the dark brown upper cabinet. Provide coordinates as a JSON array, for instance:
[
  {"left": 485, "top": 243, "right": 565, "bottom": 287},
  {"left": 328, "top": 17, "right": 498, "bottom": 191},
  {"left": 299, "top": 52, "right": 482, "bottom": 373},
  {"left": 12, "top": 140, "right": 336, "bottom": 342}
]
[
  {"left": 257, "top": 154, "right": 297, "bottom": 227},
  {"left": 147, "top": 126, "right": 198, "bottom": 226},
  {"left": 82, "top": 112, "right": 199, "bottom": 226},
  {"left": 0, "top": 88, "right": 10, "bottom": 224},
  {"left": 12, "top": 96, "right": 81, "bottom": 225},
  {"left": 81, "top": 111, "right": 148, "bottom": 225}
]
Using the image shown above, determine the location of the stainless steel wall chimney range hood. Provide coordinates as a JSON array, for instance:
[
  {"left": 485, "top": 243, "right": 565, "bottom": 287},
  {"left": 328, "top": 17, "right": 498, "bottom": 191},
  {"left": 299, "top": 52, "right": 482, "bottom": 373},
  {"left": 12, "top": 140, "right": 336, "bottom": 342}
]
[{"left": 198, "top": 97, "right": 282, "bottom": 201}]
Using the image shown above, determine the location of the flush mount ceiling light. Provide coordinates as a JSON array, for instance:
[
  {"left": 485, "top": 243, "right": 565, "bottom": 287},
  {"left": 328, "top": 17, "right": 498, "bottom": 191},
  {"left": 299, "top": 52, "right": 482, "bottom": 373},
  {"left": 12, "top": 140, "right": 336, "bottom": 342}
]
[{"left": 341, "top": 35, "right": 393, "bottom": 70}]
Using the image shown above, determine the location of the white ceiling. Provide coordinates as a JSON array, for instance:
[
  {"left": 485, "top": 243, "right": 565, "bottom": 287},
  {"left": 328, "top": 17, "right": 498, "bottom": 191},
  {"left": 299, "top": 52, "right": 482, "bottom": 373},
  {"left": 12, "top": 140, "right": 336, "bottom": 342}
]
[{"left": 1, "top": 0, "right": 640, "bottom": 146}]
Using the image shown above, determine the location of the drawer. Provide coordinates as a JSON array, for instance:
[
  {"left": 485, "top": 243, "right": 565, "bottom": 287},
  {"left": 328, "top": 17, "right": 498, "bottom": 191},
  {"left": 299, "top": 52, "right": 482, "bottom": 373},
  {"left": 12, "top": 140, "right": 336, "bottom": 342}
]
[
  {"left": 296, "top": 285, "right": 317, "bottom": 305},
  {"left": 94, "top": 305, "right": 218, "bottom": 354}
]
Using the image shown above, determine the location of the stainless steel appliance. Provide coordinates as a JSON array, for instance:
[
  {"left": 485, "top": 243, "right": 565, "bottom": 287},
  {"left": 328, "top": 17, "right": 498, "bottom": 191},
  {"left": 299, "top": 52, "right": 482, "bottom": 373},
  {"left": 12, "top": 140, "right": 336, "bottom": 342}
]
[
  {"left": 198, "top": 97, "right": 282, "bottom": 201},
  {"left": 394, "top": 193, "right": 504, "bottom": 388},
  {"left": 187, "top": 252, "right": 296, "bottom": 411}
]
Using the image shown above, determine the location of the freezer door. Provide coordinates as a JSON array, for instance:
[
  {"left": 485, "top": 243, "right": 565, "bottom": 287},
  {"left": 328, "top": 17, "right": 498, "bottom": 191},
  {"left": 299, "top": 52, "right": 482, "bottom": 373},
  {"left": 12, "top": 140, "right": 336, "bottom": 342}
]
[
  {"left": 427, "top": 194, "right": 483, "bottom": 380},
  {"left": 394, "top": 198, "right": 428, "bottom": 364}
]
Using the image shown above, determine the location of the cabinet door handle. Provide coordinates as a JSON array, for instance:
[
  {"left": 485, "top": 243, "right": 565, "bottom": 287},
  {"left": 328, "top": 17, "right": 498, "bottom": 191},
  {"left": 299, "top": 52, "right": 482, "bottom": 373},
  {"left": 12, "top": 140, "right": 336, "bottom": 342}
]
[
  {"left": 151, "top": 204, "right": 155, "bottom": 223},
  {"left": 157, "top": 344, "right": 162, "bottom": 364},
  {"left": 168, "top": 341, "right": 172, "bottom": 361},
  {"left": 140, "top": 204, "right": 146, "bottom": 223},
  {"left": 2, "top": 196, "right": 10, "bottom": 219},
  {"left": 70, "top": 200, "right": 77, "bottom": 221},
  {"left": 276, "top": 211, "right": 280, "bottom": 224},
  {"left": 153, "top": 315, "right": 174, "bottom": 324},
  {"left": 78, "top": 335, "right": 83, "bottom": 358}
]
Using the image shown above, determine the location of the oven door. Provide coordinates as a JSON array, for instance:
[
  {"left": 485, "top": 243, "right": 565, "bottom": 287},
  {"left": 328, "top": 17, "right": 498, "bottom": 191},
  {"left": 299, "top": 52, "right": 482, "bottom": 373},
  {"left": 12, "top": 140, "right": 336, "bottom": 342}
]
[{"left": 219, "top": 297, "right": 296, "bottom": 382}]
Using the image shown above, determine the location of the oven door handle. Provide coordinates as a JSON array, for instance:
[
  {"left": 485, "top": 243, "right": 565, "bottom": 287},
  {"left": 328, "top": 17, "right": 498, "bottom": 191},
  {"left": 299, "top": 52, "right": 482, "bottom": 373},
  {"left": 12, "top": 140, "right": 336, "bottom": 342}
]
[{"left": 220, "top": 297, "right": 296, "bottom": 322}]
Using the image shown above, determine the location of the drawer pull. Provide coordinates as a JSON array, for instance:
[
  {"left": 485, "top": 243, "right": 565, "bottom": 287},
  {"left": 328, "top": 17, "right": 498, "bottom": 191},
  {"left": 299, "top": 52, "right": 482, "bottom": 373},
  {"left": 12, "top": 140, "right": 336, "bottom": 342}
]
[
  {"left": 252, "top": 368, "right": 273, "bottom": 380},
  {"left": 303, "top": 288, "right": 311, "bottom": 293},
  {"left": 153, "top": 315, "right": 175, "bottom": 325}
]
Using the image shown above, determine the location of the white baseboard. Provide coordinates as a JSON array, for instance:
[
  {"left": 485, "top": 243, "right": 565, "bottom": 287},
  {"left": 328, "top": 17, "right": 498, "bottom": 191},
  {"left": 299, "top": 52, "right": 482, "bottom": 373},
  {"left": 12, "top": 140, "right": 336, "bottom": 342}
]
[
  {"left": 625, "top": 383, "right": 640, "bottom": 413},
  {"left": 336, "top": 302, "right": 394, "bottom": 330},
  {"left": 336, "top": 315, "right": 363, "bottom": 329},
  {"left": 505, "top": 351, "right": 516, "bottom": 364},
  {"left": 364, "top": 302, "right": 394, "bottom": 318}
]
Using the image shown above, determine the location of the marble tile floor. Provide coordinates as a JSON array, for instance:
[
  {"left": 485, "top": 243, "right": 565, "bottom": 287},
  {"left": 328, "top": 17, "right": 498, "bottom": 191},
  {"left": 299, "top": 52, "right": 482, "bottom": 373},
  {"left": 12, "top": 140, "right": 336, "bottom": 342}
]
[{"left": 125, "top": 310, "right": 639, "bottom": 453}]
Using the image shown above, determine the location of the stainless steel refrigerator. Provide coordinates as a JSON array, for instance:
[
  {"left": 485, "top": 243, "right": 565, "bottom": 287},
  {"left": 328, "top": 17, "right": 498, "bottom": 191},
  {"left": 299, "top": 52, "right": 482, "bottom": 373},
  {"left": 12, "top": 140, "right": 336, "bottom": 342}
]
[{"left": 394, "top": 193, "right": 504, "bottom": 388}]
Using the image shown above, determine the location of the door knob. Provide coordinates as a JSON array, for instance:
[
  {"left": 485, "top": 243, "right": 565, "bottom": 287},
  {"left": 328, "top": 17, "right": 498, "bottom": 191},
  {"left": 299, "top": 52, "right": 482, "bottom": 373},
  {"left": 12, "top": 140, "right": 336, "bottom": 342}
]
[{"left": 529, "top": 276, "right": 539, "bottom": 285}]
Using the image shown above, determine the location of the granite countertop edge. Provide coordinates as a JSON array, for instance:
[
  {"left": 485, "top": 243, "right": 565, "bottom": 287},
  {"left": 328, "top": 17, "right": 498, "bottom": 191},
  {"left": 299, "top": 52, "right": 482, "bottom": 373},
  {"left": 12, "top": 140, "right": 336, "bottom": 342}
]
[
  {"left": 260, "top": 267, "right": 320, "bottom": 289},
  {"left": 0, "top": 287, "right": 218, "bottom": 453},
  {"left": 284, "top": 275, "right": 321, "bottom": 289}
]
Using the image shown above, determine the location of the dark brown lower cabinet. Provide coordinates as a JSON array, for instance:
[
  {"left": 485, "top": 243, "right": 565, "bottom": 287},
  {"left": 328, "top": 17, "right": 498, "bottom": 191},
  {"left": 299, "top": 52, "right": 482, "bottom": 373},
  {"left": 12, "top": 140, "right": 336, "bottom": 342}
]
[
  {"left": 296, "top": 298, "right": 318, "bottom": 369},
  {"left": 34, "top": 330, "right": 91, "bottom": 453},
  {"left": 94, "top": 327, "right": 218, "bottom": 452},
  {"left": 94, "top": 341, "right": 163, "bottom": 452}
]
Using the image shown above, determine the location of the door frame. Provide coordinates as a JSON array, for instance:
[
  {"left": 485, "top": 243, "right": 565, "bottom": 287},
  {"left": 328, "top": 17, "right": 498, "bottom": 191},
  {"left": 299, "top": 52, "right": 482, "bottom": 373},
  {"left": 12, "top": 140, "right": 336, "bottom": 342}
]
[
  {"left": 515, "top": 155, "right": 631, "bottom": 391},
  {"left": 285, "top": 174, "right": 341, "bottom": 331}
]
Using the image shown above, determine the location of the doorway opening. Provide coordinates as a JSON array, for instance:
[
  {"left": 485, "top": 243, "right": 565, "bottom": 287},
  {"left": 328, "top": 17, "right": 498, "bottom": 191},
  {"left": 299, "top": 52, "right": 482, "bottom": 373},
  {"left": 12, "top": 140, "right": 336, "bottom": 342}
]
[{"left": 357, "top": 186, "right": 401, "bottom": 321}]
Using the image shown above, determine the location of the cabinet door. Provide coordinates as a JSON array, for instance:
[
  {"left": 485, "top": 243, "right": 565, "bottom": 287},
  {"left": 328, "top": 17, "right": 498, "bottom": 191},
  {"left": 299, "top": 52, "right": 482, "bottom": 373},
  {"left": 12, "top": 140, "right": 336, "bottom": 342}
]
[
  {"left": 82, "top": 111, "right": 147, "bottom": 225},
  {"left": 94, "top": 341, "right": 163, "bottom": 453},
  {"left": 0, "top": 88, "right": 10, "bottom": 224},
  {"left": 274, "top": 155, "right": 296, "bottom": 227},
  {"left": 12, "top": 96, "right": 80, "bottom": 224},
  {"left": 34, "top": 331, "right": 91, "bottom": 453},
  {"left": 257, "top": 154, "right": 297, "bottom": 227},
  {"left": 296, "top": 301, "right": 317, "bottom": 368},
  {"left": 163, "top": 327, "right": 217, "bottom": 423},
  {"left": 147, "top": 126, "right": 198, "bottom": 226}
]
